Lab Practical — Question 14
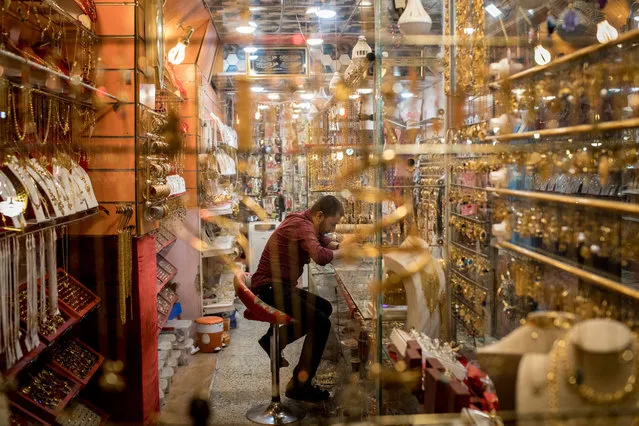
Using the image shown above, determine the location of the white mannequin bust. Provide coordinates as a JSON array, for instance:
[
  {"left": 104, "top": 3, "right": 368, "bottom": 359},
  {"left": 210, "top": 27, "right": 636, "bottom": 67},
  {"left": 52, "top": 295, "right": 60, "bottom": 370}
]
[
  {"left": 517, "top": 318, "right": 639, "bottom": 425},
  {"left": 477, "top": 311, "right": 576, "bottom": 411},
  {"left": 383, "top": 235, "right": 445, "bottom": 338}
]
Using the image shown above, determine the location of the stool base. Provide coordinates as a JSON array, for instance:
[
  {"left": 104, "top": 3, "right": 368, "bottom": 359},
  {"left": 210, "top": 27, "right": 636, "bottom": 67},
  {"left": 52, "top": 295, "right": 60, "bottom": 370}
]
[{"left": 246, "top": 401, "right": 306, "bottom": 425}]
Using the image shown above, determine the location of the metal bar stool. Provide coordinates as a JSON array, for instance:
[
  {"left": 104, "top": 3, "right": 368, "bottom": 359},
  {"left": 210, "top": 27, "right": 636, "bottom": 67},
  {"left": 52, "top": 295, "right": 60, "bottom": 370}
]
[{"left": 234, "top": 273, "right": 306, "bottom": 425}]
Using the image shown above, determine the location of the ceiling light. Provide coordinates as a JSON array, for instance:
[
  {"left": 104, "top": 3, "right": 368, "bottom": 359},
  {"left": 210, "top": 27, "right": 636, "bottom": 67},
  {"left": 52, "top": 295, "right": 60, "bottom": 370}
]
[
  {"left": 300, "top": 93, "right": 315, "bottom": 100},
  {"left": 251, "top": 86, "right": 265, "bottom": 93},
  {"left": 236, "top": 9, "right": 257, "bottom": 34},
  {"left": 255, "top": 111, "right": 261, "bottom": 120},
  {"left": 345, "top": 148, "right": 354, "bottom": 156},
  {"left": 398, "top": 0, "right": 432, "bottom": 35},
  {"left": 485, "top": 4, "right": 502, "bottom": 18},
  {"left": 357, "top": 88, "right": 373, "bottom": 94},
  {"left": 400, "top": 92, "right": 415, "bottom": 99},
  {"left": 349, "top": 93, "right": 360, "bottom": 100},
  {"left": 249, "top": 6, "right": 265, "bottom": 11},
  {"left": 167, "top": 26, "right": 194, "bottom": 65},
  {"left": 316, "top": 7, "right": 336, "bottom": 19},
  {"left": 306, "top": 6, "right": 319, "bottom": 14},
  {"left": 236, "top": 21, "right": 257, "bottom": 34},
  {"left": 306, "top": 37, "right": 324, "bottom": 46},
  {"left": 361, "top": 0, "right": 372, "bottom": 5},
  {"left": 597, "top": 19, "right": 618, "bottom": 44},
  {"left": 533, "top": 44, "right": 551, "bottom": 65},
  {"left": 268, "top": 93, "right": 280, "bottom": 100},
  {"left": 249, "top": 55, "right": 258, "bottom": 60},
  {"left": 244, "top": 46, "right": 258, "bottom": 53}
]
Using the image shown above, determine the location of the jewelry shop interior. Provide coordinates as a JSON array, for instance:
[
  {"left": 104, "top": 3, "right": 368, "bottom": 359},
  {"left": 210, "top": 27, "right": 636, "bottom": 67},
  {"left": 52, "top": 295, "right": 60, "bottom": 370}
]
[{"left": 2, "top": 0, "right": 639, "bottom": 424}]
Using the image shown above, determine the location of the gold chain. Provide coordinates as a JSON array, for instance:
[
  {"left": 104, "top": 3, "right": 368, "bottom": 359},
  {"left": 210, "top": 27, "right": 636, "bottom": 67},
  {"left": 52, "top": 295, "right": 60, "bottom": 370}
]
[{"left": 562, "top": 337, "right": 639, "bottom": 404}]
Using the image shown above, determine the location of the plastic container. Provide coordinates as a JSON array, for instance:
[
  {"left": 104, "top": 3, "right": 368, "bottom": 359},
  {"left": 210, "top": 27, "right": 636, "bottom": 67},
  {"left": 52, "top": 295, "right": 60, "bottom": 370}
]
[
  {"left": 195, "top": 316, "right": 224, "bottom": 353},
  {"left": 174, "top": 338, "right": 194, "bottom": 350},
  {"left": 163, "top": 319, "right": 193, "bottom": 343},
  {"left": 178, "top": 351, "right": 191, "bottom": 366},
  {"left": 158, "top": 340, "right": 172, "bottom": 351},
  {"left": 159, "top": 334, "right": 176, "bottom": 344}
]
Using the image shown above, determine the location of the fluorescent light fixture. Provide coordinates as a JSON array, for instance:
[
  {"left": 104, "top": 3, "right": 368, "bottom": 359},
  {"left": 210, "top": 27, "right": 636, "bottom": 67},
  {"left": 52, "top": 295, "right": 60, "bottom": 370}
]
[
  {"left": 400, "top": 92, "right": 414, "bottom": 99},
  {"left": 244, "top": 46, "right": 258, "bottom": 53},
  {"left": 485, "top": 4, "right": 502, "bottom": 18},
  {"left": 357, "top": 88, "right": 373, "bottom": 94},
  {"left": 249, "top": 6, "right": 265, "bottom": 11},
  {"left": 300, "top": 93, "right": 315, "bottom": 100},
  {"left": 316, "top": 7, "right": 336, "bottom": 19},
  {"left": 306, "top": 37, "right": 324, "bottom": 46},
  {"left": 249, "top": 55, "right": 258, "bottom": 60},
  {"left": 267, "top": 93, "right": 280, "bottom": 100},
  {"left": 251, "top": 86, "right": 265, "bottom": 93},
  {"left": 306, "top": 6, "right": 319, "bottom": 14}
]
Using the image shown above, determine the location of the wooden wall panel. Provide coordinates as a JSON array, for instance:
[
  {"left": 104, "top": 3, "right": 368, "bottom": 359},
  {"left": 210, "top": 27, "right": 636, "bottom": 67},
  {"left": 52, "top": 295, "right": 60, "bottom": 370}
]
[{"left": 89, "top": 137, "right": 136, "bottom": 169}]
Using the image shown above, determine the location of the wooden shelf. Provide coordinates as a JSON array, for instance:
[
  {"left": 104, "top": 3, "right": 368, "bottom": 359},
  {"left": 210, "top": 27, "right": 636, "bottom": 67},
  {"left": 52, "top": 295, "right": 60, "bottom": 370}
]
[
  {"left": 498, "top": 28, "right": 639, "bottom": 84},
  {"left": 485, "top": 117, "right": 639, "bottom": 143},
  {"left": 498, "top": 241, "right": 639, "bottom": 300},
  {"left": 486, "top": 187, "right": 639, "bottom": 215}
]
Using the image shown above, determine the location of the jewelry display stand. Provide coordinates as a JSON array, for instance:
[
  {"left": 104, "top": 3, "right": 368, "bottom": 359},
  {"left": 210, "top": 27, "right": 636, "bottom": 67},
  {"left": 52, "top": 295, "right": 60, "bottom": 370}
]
[
  {"left": 477, "top": 311, "right": 576, "bottom": 411},
  {"left": 517, "top": 319, "right": 639, "bottom": 425}
]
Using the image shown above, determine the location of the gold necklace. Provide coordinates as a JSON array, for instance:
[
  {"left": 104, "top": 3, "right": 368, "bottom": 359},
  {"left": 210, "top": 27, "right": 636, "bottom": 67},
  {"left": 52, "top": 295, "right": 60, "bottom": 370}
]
[
  {"left": 27, "top": 162, "right": 65, "bottom": 212},
  {"left": 547, "top": 339, "right": 562, "bottom": 418},
  {"left": 9, "top": 89, "right": 29, "bottom": 142},
  {"left": 10, "top": 162, "right": 42, "bottom": 210},
  {"left": 558, "top": 337, "right": 639, "bottom": 405}
]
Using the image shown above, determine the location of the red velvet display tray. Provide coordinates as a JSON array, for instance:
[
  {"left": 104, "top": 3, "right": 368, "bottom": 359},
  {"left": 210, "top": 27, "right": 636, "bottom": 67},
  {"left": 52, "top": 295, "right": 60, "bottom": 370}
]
[
  {"left": 50, "top": 338, "right": 105, "bottom": 386},
  {"left": 56, "top": 268, "right": 101, "bottom": 319},
  {"left": 18, "top": 284, "right": 77, "bottom": 344},
  {"left": 11, "top": 365, "right": 82, "bottom": 422},
  {"left": 9, "top": 401, "right": 52, "bottom": 426}
]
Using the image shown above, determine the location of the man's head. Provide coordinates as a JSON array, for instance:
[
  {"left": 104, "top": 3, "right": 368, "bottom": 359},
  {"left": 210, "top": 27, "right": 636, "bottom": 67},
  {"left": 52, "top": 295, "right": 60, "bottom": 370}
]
[{"left": 310, "top": 196, "right": 344, "bottom": 234}]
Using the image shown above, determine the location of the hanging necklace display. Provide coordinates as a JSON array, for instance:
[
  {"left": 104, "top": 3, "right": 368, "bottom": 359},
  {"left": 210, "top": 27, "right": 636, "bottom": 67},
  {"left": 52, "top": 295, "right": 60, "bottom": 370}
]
[
  {"left": 25, "top": 160, "right": 66, "bottom": 218},
  {"left": 10, "top": 237, "right": 22, "bottom": 366},
  {"left": 46, "top": 228, "right": 59, "bottom": 316},
  {"left": 5, "top": 157, "right": 47, "bottom": 223},
  {"left": 25, "top": 234, "right": 40, "bottom": 352},
  {"left": 0, "top": 170, "right": 26, "bottom": 229},
  {"left": 38, "top": 231, "right": 47, "bottom": 324},
  {"left": 0, "top": 240, "right": 9, "bottom": 366}
]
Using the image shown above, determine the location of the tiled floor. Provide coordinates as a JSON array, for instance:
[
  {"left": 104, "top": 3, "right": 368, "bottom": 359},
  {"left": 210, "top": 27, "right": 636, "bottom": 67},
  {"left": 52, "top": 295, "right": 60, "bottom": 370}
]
[
  {"left": 207, "top": 270, "right": 367, "bottom": 425},
  {"left": 159, "top": 351, "right": 218, "bottom": 425}
]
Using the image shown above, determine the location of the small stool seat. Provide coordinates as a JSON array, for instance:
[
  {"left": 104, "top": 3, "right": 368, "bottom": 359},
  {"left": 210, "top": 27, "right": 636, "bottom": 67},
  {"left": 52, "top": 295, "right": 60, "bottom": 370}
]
[{"left": 234, "top": 273, "right": 305, "bottom": 425}]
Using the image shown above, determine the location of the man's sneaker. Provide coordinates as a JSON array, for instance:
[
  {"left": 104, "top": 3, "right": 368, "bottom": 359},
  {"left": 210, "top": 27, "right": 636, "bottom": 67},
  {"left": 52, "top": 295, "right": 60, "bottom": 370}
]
[
  {"left": 285, "top": 381, "right": 330, "bottom": 402},
  {"left": 258, "top": 334, "right": 289, "bottom": 368}
]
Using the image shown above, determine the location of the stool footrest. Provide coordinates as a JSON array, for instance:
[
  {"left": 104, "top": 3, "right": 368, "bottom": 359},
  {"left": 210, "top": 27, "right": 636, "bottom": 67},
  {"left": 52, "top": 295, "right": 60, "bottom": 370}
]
[{"left": 246, "top": 401, "right": 306, "bottom": 425}]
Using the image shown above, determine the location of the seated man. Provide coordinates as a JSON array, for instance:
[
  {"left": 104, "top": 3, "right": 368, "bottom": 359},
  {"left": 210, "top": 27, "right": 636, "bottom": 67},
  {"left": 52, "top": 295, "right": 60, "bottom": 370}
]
[{"left": 250, "top": 195, "right": 345, "bottom": 402}]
